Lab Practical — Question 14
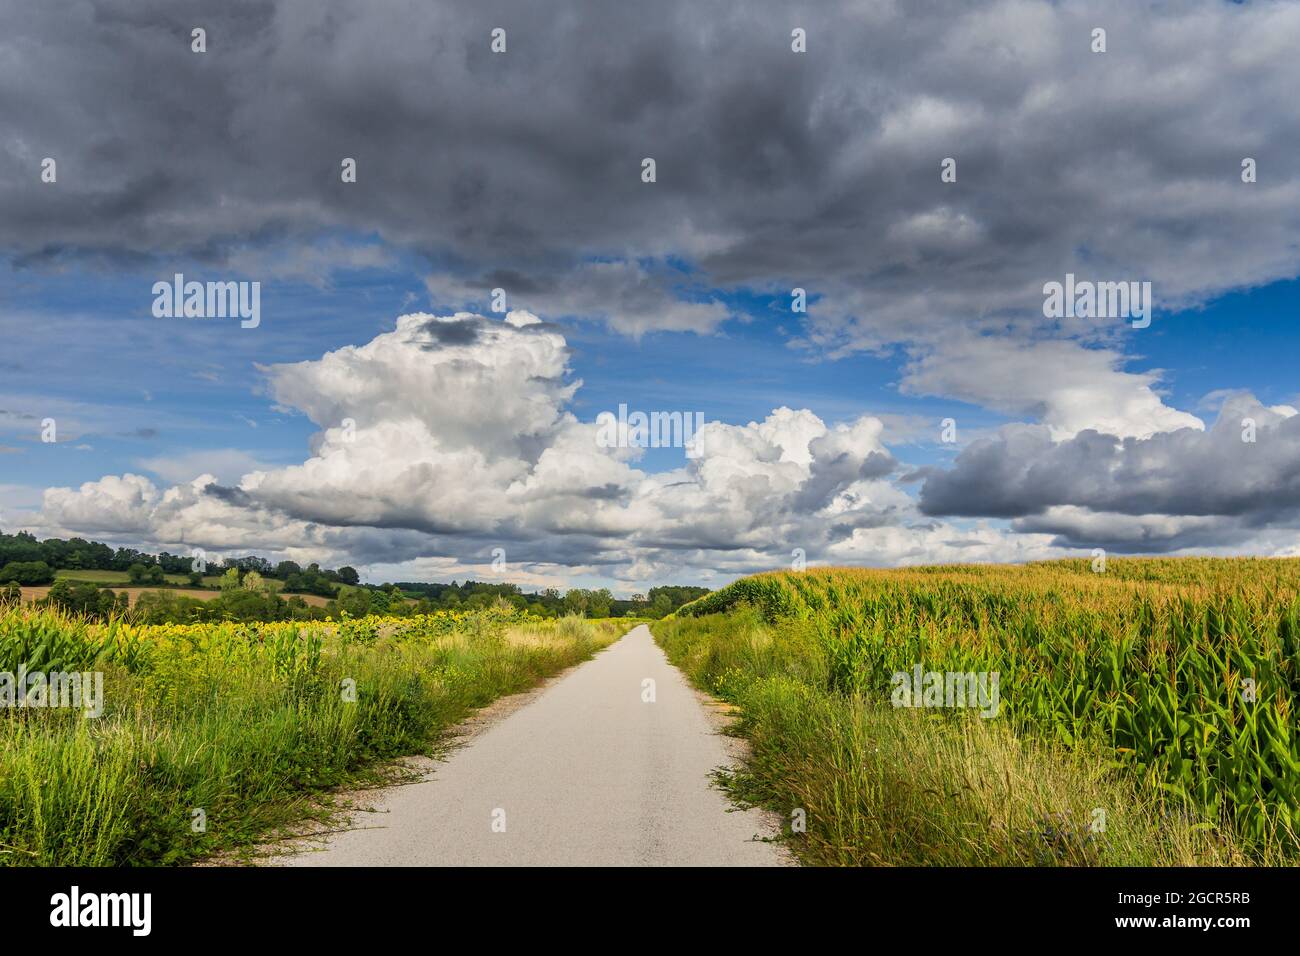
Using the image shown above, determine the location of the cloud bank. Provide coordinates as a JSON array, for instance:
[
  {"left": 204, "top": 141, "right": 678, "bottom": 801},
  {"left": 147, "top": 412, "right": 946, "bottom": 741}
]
[
  {"left": 8, "top": 1, "right": 1300, "bottom": 581},
  {"left": 39, "top": 313, "right": 990, "bottom": 579},
  {"left": 32, "top": 313, "right": 1300, "bottom": 582}
]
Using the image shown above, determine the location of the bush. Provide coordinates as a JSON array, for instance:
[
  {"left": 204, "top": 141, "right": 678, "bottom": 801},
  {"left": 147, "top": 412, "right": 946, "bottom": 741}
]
[
  {"left": 0, "top": 561, "right": 54, "bottom": 586},
  {"left": 44, "top": 579, "right": 128, "bottom": 619},
  {"left": 127, "top": 563, "right": 164, "bottom": 585}
]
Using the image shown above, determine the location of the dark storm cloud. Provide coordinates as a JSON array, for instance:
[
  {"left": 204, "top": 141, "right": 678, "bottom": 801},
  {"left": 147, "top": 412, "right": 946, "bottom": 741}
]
[
  {"left": 793, "top": 449, "right": 896, "bottom": 512},
  {"left": 202, "top": 483, "right": 255, "bottom": 506},
  {"left": 3, "top": 0, "right": 1299, "bottom": 347},
  {"left": 919, "top": 396, "right": 1300, "bottom": 536},
  {"left": 419, "top": 317, "right": 481, "bottom": 346},
  {"left": 1008, "top": 511, "right": 1276, "bottom": 555}
]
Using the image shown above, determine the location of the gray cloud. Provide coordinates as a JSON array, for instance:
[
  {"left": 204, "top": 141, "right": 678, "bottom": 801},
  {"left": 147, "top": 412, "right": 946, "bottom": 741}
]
[
  {"left": 919, "top": 395, "right": 1300, "bottom": 548},
  {"left": 419, "top": 317, "right": 481, "bottom": 346},
  {"left": 3, "top": 0, "right": 1298, "bottom": 352}
]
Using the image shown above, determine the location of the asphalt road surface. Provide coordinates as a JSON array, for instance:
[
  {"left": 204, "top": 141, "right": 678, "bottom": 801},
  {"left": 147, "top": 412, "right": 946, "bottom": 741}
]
[{"left": 279, "top": 625, "right": 787, "bottom": 866}]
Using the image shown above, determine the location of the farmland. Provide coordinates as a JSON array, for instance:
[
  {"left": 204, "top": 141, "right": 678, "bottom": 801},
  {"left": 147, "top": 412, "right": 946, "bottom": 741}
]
[
  {"left": 655, "top": 558, "right": 1300, "bottom": 866},
  {"left": 0, "top": 602, "right": 621, "bottom": 865},
  {"left": 19, "top": 586, "right": 333, "bottom": 608},
  {"left": 52, "top": 569, "right": 226, "bottom": 587}
]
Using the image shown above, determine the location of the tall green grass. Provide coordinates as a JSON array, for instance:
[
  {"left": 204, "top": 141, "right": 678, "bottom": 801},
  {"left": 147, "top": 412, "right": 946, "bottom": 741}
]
[
  {"left": 662, "top": 558, "right": 1300, "bottom": 865},
  {"left": 0, "top": 603, "right": 621, "bottom": 866}
]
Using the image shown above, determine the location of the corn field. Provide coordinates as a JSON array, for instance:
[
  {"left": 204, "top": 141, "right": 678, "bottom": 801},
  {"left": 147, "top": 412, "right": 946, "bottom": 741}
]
[{"left": 678, "top": 558, "right": 1300, "bottom": 851}]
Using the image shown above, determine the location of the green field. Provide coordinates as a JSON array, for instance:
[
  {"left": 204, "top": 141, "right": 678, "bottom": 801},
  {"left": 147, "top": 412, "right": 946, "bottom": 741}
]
[
  {"left": 51, "top": 569, "right": 310, "bottom": 591},
  {"left": 53, "top": 568, "right": 223, "bottom": 587},
  {"left": 0, "top": 604, "right": 621, "bottom": 865},
  {"left": 654, "top": 557, "right": 1300, "bottom": 866}
]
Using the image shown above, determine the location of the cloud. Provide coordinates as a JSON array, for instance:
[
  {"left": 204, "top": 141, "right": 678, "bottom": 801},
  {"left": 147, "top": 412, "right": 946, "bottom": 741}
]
[
  {"left": 35, "top": 311, "right": 987, "bottom": 578},
  {"left": 42, "top": 473, "right": 160, "bottom": 535},
  {"left": 901, "top": 335, "right": 1203, "bottom": 440},
  {"left": 12, "top": 1, "right": 1300, "bottom": 578},
  {"left": 136, "top": 448, "right": 273, "bottom": 485},
  {"left": 4, "top": 0, "right": 1299, "bottom": 352},
  {"left": 918, "top": 394, "right": 1300, "bottom": 550},
  {"left": 426, "top": 260, "right": 735, "bottom": 337},
  {"left": 35, "top": 312, "right": 1300, "bottom": 577}
]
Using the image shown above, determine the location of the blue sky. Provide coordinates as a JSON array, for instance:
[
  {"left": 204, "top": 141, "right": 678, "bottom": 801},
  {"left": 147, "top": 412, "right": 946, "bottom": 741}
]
[
  {"left": 4, "top": 0, "right": 1300, "bottom": 592},
  {"left": 4, "top": 252, "right": 1297, "bottom": 591},
  {"left": 5, "top": 259, "right": 1293, "bottom": 489}
]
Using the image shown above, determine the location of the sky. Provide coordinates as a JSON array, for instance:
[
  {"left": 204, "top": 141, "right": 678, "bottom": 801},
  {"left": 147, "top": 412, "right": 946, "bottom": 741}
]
[{"left": 2, "top": 0, "right": 1299, "bottom": 594}]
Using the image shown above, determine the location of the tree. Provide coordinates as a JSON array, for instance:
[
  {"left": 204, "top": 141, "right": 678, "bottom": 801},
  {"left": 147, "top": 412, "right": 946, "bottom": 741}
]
[
  {"left": 112, "top": 547, "right": 151, "bottom": 571},
  {"left": 588, "top": 588, "right": 612, "bottom": 618},
  {"left": 563, "top": 588, "right": 591, "bottom": 615},
  {"left": 281, "top": 566, "right": 336, "bottom": 597},
  {"left": 135, "top": 590, "right": 209, "bottom": 625},
  {"left": 44, "top": 580, "right": 126, "bottom": 620},
  {"left": 337, "top": 566, "right": 360, "bottom": 586},
  {"left": 336, "top": 587, "right": 372, "bottom": 618},
  {"left": 0, "top": 531, "right": 42, "bottom": 567},
  {"left": 242, "top": 570, "right": 266, "bottom": 592},
  {"left": 219, "top": 568, "right": 242, "bottom": 592},
  {"left": 0, "top": 561, "right": 54, "bottom": 585},
  {"left": 45, "top": 578, "right": 75, "bottom": 608},
  {"left": 212, "top": 588, "right": 286, "bottom": 623},
  {"left": 228, "top": 555, "right": 272, "bottom": 576},
  {"left": 100, "top": 589, "right": 130, "bottom": 619},
  {"left": 647, "top": 586, "right": 709, "bottom": 617},
  {"left": 274, "top": 560, "right": 301, "bottom": 579},
  {"left": 284, "top": 595, "right": 313, "bottom": 620}
]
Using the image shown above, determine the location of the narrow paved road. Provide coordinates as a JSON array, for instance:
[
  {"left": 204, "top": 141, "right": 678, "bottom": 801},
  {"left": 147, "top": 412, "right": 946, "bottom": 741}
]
[{"left": 280, "top": 625, "right": 787, "bottom": 866}]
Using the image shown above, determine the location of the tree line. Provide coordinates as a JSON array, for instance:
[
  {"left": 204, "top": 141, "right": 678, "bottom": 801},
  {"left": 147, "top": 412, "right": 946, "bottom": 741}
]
[
  {"left": 0, "top": 529, "right": 359, "bottom": 592},
  {"left": 0, "top": 529, "right": 709, "bottom": 624}
]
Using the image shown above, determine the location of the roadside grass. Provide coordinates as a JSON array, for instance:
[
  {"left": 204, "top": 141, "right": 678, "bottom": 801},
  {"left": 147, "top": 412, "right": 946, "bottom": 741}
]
[
  {"left": 0, "top": 603, "right": 622, "bottom": 866},
  {"left": 655, "top": 559, "right": 1300, "bottom": 866},
  {"left": 722, "top": 669, "right": 1266, "bottom": 866}
]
